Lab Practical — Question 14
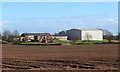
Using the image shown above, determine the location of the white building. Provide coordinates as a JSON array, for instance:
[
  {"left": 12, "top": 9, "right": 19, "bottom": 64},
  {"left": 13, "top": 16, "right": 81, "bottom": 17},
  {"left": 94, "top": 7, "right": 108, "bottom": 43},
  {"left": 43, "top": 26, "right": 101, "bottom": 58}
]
[
  {"left": 66, "top": 28, "right": 103, "bottom": 40},
  {"left": 52, "top": 35, "right": 67, "bottom": 40}
]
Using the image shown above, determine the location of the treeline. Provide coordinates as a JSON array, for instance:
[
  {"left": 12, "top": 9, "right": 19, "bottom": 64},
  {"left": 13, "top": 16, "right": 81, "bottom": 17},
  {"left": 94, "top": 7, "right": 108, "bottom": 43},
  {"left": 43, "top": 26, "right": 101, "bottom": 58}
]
[
  {"left": 0, "top": 29, "right": 119, "bottom": 43},
  {"left": 0, "top": 29, "right": 20, "bottom": 42},
  {"left": 102, "top": 29, "right": 119, "bottom": 42}
]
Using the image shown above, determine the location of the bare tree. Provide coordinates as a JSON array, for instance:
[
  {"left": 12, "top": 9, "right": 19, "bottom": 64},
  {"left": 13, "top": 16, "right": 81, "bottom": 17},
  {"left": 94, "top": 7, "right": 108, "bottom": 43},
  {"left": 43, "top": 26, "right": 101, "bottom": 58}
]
[
  {"left": 103, "top": 29, "right": 113, "bottom": 43},
  {"left": 3, "top": 30, "right": 12, "bottom": 36},
  {"left": 54, "top": 31, "right": 66, "bottom": 36},
  {"left": 58, "top": 31, "right": 66, "bottom": 35},
  {"left": 12, "top": 29, "right": 20, "bottom": 42},
  {"left": 119, "top": 32, "right": 120, "bottom": 40},
  {"left": 0, "top": 32, "right": 2, "bottom": 39},
  {"left": 2, "top": 29, "right": 20, "bottom": 42},
  {"left": 13, "top": 29, "right": 19, "bottom": 36},
  {"left": 85, "top": 33, "right": 92, "bottom": 42},
  {"left": 2, "top": 30, "right": 12, "bottom": 41}
]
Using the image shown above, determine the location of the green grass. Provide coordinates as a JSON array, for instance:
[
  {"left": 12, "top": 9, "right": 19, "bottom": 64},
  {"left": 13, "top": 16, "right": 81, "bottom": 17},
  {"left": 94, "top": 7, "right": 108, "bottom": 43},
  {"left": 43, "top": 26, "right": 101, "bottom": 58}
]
[
  {"left": 53, "top": 40, "right": 119, "bottom": 44},
  {"left": 53, "top": 40, "right": 70, "bottom": 43},
  {"left": 53, "top": 40, "right": 105, "bottom": 43},
  {"left": 75, "top": 40, "right": 102, "bottom": 44},
  {"left": 14, "top": 39, "right": 119, "bottom": 45}
]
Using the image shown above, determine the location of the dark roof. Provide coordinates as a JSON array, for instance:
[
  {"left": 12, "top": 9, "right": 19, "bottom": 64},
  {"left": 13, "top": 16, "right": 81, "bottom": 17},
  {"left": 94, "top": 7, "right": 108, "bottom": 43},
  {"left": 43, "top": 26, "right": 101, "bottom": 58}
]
[
  {"left": 21, "top": 33, "right": 51, "bottom": 36},
  {"left": 66, "top": 29, "right": 80, "bottom": 32},
  {"left": 66, "top": 28, "right": 102, "bottom": 31}
]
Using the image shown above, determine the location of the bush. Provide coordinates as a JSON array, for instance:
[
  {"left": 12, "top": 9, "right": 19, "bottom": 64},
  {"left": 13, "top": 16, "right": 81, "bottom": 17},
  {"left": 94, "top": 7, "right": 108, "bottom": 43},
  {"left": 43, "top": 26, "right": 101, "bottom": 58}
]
[
  {"left": 31, "top": 40, "right": 39, "bottom": 42},
  {"left": 13, "top": 42, "right": 21, "bottom": 45},
  {"left": 17, "top": 43, "right": 62, "bottom": 46},
  {"left": 53, "top": 40, "right": 69, "bottom": 43}
]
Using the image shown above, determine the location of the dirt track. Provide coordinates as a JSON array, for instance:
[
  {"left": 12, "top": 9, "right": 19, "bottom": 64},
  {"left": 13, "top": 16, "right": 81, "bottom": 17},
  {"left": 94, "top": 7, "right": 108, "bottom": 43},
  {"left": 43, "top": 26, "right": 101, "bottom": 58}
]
[{"left": 2, "top": 44, "right": 118, "bottom": 70}]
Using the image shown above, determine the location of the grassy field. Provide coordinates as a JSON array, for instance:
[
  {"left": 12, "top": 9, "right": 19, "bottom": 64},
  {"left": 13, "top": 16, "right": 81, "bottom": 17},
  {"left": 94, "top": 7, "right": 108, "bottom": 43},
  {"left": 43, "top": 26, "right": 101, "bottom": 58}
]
[
  {"left": 2, "top": 44, "right": 118, "bottom": 71},
  {"left": 12, "top": 40, "right": 119, "bottom": 46},
  {"left": 53, "top": 40, "right": 119, "bottom": 44}
]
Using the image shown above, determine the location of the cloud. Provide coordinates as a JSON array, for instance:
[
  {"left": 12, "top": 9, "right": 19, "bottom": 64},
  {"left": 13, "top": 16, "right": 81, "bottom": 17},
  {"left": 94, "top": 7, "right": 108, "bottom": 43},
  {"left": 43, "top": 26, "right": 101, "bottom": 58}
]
[
  {"left": 1, "top": 0, "right": 118, "bottom": 2},
  {"left": 18, "top": 14, "right": 117, "bottom": 31},
  {"left": 107, "top": 18, "right": 118, "bottom": 24},
  {"left": 0, "top": 20, "right": 2, "bottom": 27},
  {"left": 0, "top": 20, "right": 16, "bottom": 32},
  {"left": 19, "top": 13, "right": 107, "bottom": 28},
  {"left": 1, "top": 14, "right": 118, "bottom": 34},
  {"left": 0, "top": 20, "right": 2, "bottom": 32},
  {"left": 0, "top": 20, "right": 11, "bottom": 26}
]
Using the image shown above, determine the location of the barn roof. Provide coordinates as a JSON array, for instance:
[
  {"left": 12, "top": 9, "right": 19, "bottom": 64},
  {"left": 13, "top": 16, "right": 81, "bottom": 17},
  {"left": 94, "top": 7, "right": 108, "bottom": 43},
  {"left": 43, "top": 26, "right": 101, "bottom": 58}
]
[
  {"left": 66, "top": 28, "right": 102, "bottom": 32},
  {"left": 21, "top": 33, "right": 51, "bottom": 37},
  {"left": 66, "top": 29, "right": 80, "bottom": 32},
  {"left": 79, "top": 28, "right": 102, "bottom": 31}
]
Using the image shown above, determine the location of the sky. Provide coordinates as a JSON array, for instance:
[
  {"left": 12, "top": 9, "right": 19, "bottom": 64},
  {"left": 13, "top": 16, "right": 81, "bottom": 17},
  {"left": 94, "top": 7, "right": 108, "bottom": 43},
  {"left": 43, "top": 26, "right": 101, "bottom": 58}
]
[
  {"left": 1, "top": 0, "right": 119, "bottom": 2},
  {"left": 1, "top": 2, "right": 118, "bottom": 35}
]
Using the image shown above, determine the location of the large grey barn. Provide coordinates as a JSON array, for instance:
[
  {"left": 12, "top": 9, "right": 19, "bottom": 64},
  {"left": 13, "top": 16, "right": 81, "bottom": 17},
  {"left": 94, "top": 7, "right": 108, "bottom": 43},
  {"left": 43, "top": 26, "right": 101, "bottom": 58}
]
[{"left": 66, "top": 29, "right": 81, "bottom": 40}]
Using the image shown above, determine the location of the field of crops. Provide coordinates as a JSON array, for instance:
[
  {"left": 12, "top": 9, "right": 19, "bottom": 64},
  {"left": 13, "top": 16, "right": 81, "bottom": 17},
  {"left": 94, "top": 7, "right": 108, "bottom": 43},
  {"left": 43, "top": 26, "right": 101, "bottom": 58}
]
[{"left": 2, "top": 44, "right": 118, "bottom": 71}]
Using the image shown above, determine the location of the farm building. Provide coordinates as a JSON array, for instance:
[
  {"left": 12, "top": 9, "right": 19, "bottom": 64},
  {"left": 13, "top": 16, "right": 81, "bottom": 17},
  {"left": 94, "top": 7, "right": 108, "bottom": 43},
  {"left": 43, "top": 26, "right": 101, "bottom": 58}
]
[
  {"left": 52, "top": 35, "right": 67, "bottom": 40},
  {"left": 66, "top": 29, "right": 81, "bottom": 40},
  {"left": 66, "top": 28, "right": 103, "bottom": 40},
  {"left": 20, "top": 33, "right": 53, "bottom": 43}
]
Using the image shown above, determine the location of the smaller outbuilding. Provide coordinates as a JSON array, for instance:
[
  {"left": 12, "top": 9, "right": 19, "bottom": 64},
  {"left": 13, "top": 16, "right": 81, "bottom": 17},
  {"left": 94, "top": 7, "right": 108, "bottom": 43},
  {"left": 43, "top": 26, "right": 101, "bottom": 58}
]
[
  {"left": 20, "top": 33, "right": 53, "bottom": 43},
  {"left": 52, "top": 35, "right": 68, "bottom": 40}
]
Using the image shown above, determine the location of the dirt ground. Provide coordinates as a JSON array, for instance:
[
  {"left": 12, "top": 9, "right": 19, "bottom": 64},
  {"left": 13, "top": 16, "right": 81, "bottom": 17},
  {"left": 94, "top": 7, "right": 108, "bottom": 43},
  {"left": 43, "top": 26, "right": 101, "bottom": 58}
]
[{"left": 2, "top": 44, "right": 118, "bottom": 70}]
